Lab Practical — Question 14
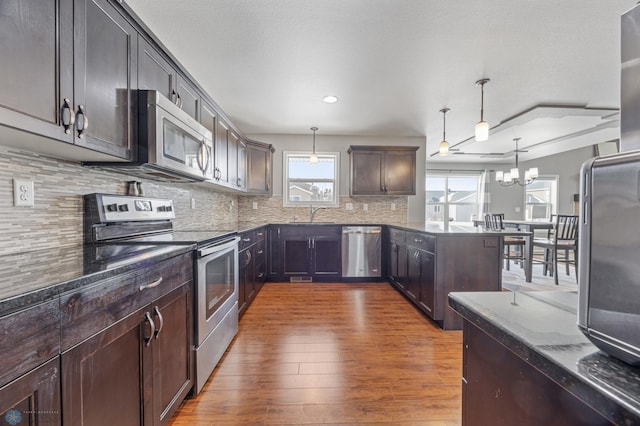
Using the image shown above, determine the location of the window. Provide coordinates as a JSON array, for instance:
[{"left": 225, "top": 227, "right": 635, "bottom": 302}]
[
  {"left": 525, "top": 177, "right": 557, "bottom": 221},
  {"left": 426, "top": 172, "right": 483, "bottom": 225},
  {"left": 283, "top": 152, "right": 339, "bottom": 207}
]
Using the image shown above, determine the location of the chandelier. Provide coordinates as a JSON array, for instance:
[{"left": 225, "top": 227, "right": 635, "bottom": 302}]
[{"left": 495, "top": 138, "right": 539, "bottom": 186}]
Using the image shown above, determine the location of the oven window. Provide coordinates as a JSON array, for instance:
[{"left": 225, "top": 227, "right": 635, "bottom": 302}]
[
  {"left": 205, "top": 249, "right": 235, "bottom": 319},
  {"left": 163, "top": 119, "right": 202, "bottom": 169}
]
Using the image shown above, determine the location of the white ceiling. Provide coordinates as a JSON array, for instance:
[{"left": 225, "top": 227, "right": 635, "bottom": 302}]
[{"left": 125, "top": 0, "right": 637, "bottom": 163}]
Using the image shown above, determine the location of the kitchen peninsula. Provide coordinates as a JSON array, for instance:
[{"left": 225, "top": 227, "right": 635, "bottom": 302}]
[{"left": 449, "top": 291, "right": 640, "bottom": 425}]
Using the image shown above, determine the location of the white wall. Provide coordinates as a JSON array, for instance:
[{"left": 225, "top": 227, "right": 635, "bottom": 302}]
[{"left": 248, "top": 133, "right": 427, "bottom": 222}]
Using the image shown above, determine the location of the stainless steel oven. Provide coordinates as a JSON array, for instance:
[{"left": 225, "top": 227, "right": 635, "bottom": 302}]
[
  {"left": 194, "top": 236, "right": 239, "bottom": 393},
  {"left": 83, "top": 193, "right": 240, "bottom": 395}
]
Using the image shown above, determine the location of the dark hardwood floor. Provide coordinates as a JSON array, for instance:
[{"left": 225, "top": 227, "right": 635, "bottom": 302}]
[{"left": 169, "top": 282, "right": 463, "bottom": 425}]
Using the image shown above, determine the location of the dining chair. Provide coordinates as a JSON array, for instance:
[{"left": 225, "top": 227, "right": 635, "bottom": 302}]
[
  {"left": 484, "top": 213, "right": 526, "bottom": 270},
  {"left": 532, "top": 214, "right": 578, "bottom": 285}
]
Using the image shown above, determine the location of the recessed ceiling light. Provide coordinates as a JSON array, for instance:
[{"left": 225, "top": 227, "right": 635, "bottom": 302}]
[{"left": 323, "top": 95, "right": 338, "bottom": 104}]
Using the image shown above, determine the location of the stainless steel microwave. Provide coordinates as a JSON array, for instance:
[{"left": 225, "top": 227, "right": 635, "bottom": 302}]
[
  {"left": 88, "top": 90, "right": 213, "bottom": 182},
  {"left": 578, "top": 151, "right": 640, "bottom": 365}
]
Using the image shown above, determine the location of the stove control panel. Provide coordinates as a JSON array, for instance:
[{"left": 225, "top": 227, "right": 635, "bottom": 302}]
[{"left": 94, "top": 194, "right": 175, "bottom": 222}]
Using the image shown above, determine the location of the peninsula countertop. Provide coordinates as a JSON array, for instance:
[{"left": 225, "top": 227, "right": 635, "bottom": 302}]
[{"left": 449, "top": 290, "right": 640, "bottom": 424}]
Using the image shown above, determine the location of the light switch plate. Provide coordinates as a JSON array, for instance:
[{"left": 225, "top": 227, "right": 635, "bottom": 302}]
[
  {"left": 252, "top": 202, "right": 258, "bottom": 209},
  {"left": 346, "top": 203, "right": 353, "bottom": 211},
  {"left": 363, "top": 204, "right": 368, "bottom": 211}
]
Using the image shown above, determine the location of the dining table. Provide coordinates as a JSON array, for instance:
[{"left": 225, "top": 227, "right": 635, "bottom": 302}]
[{"left": 473, "top": 219, "right": 554, "bottom": 282}]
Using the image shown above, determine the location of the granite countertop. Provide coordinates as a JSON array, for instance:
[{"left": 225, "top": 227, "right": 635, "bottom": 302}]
[
  {"left": 0, "top": 243, "right": 194, "bottom": 317},
  {"left": 449, "top": 291, "right": 640, "bottom": 424},
  {"left": 393, "top": 222, "right": 529, "bottom": 236}
]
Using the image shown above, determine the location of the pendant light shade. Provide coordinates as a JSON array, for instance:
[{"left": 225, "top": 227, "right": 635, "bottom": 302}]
[
  {"left": 309, "top": 126, "right": 319, "bottom": 165},
  {"left": 475, "top": 78, "right": 490, "bottom": 142},
  {"left": 438, "top": 108, "right": 450, "bottom": 156}
]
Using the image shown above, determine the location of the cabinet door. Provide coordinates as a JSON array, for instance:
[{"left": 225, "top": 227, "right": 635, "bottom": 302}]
[
  {"left": 62, "top": 308, "right": 152, "bottom": 426},
  {"left": 396, "top": 243, "right": 408, "bottom": 290},
  {"left": 418, "top": 251, "right": 435, "bottom": 317},
  {"left": 246, "top": 142, "right": 273, "bottom": 194},
  {"left": 237, "top": 139, "right": 247, "bottom": 191},
  {"left": 350, "top": 151, "right": 384, "bottom": 195},
  {"left": 0, "top": 357, "right": 61, "bottom": 426},
  {"left": 0, "top": 0, "right": 73, "bottom": 143},
  {"left": 176, "top": 75, "right": 200, "bottom": 120},
  {"left": 214, "top": 118, "right": 230, "bottom": 184},
  {"left": 151, "top": 285, "right": 193, "bottom": 425},
  {"left": 384, "top": 151, "right": 416, "bottom": 195},
  {"left": 228, "top": 130, "right": 240, "bottom": 188},
  {"left": 138, "top": 36, "right": 177, "bottom": 101},
  {"left": 200, "top": 100, "right": 217, "bottom": 142},
  {"left": 283, "top": 238, "right": 311, "bottom": 277},
  {"left": 238, "top": 248, "right": 254, "bottom": 316},
  {"left": 406, "top": 248, "right": 421, "bottom": 301},
  {"left": 73, "top": 0, "right": 137, "bottom": 160},
  {"left": 267, "top": 226, "right": 282, "bottom": 280},
  {"left": 312, "top": 237, "right": 341, "bottom": 280}
]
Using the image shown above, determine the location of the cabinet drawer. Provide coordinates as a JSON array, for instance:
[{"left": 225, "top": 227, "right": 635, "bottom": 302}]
[
  {"left": 389, "top": 228, "right": 406, "bottom": 243},
  {"left": 406, "top": 232, "right": 435, "bottom": 252},
  {"left": 60, "top": 252, "right": 192, "bottom": 351},
  {"left": 0, "top": 299, "right": 60, "bottom": 387},
  {"left": 239, "top": 230, "right": 256, "bottom": 250}
]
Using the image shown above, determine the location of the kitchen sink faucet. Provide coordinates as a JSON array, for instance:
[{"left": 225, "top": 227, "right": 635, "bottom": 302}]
[{"left": 310, "top": 205, "right": 326, "bottom": 223}]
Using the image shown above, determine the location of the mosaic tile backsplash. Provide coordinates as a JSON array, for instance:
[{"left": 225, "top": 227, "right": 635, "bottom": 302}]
[
  {"left": 0, "top": 145, "right": 408, "bottom": 256},
  {"left": 0, "top": 145, "right": 237, "bottom": 255}
]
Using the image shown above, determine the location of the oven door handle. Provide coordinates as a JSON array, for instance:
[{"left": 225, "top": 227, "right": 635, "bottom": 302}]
[{"left": 198, "top": 236, "right": 240, "bottom": 257}]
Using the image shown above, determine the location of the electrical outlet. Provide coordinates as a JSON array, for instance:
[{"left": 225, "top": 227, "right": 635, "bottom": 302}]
[
  {"left": 252, "top": 202, "right": 258, "bottom": 210},
  {"left": 363, "top": 203, "right": 368, "bottom": 211},
  {"left": 391, "top": 203, "right": 396, "bottom": 211},
  {"left": 346, "top": 203, "right": 353, "bottom": 211},
  {"left": 515, "top": 207, "right": 521, "bottom": 213},
  {"left": 13, "top": 179, "right": 34, "bottom": 207}
]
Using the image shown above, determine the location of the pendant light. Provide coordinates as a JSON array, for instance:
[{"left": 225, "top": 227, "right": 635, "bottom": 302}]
[
  {"left": 309, "top": 126, "right": 319, "bottom": 165},
  {"left": 439, "top": 108, "right": 450, "bottom": 156},
  {"left": 475, "top": 78, "right": 490, "bottom": 142}
]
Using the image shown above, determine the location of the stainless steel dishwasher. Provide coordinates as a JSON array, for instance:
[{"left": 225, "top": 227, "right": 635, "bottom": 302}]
[{"left": 341, "top": 226, "right": 382, "bottom": 278}]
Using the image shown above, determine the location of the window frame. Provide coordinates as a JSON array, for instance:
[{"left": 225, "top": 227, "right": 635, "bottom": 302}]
[
  {"left": 425, "top": 171, "right": 484, "bottom": 225},
  {"left": 283, "top": 151, "right": 340, "bottom": 208},
  {"left": 524, "top": 175, "right": 558, "bottom": 221}
]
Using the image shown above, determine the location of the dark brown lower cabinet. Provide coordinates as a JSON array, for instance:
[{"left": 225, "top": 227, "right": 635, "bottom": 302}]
[
  {"left": 0, "top": 357, "right": 61, "bottom": 425},
  {"left": 62, "top": 284, "right": 192, "bottom": 426},
  {"left": 269, "top": 225, "right": 342, "bottom": 282},
  {"left": 462, "top": 321, "right": 611, "bottom": 425}
]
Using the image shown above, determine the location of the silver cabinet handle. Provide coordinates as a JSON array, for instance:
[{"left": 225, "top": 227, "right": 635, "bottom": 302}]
[
  {"left": 153, "top": 306, "right": 164, "bottom": 340},
  {"left": 257, "top": 250, "right": 263, "bottom": 254},
  {"left": 247, "top": 250, "right": 252, "bottom": 263},
  {"left": 177, "top": 92, "right": 183, "bottom": 109},
  {"left": 242, "top": 238, "right": 251, "bottom": 242},
  {"left": 139, "top": 277, "right": 163, "bottom": 292},
  {"left": 75, "top": 104, "right": 88, "bottom": 138},
  {"left": 144, "top": 312, "right": 155, "bottom": 347},
  {"left": 61, "top": 98, "right": 75, "bottom": 134}
]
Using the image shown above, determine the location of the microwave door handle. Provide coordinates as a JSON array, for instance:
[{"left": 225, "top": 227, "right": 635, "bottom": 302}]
[{"left": 197, "top": 142, "right": 210, "bottom": 175}]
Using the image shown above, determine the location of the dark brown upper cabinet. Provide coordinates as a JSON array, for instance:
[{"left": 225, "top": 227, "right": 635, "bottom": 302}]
[
  {"left": 348, "top": 146, "right": 418, "bottom": 196},
  {"left": 246, "top": 140, "right": 274, "bottom": 194},
  {"left": 73, "top": 0, "right": 138, "bottom": 160},
  {"left": 0, "top": 0, "right": 137, "bottom": 161},
  {"left": 138, "top": 36, "right": 200, "bottom": 121}
]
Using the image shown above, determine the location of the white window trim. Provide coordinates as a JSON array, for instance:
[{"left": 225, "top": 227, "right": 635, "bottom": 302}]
[
  {"left": 524, "top": 174, "right": 559, "bottom": 221},
  {"left": 283, "top": 151, "right": 340, "bottom": 207}
]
